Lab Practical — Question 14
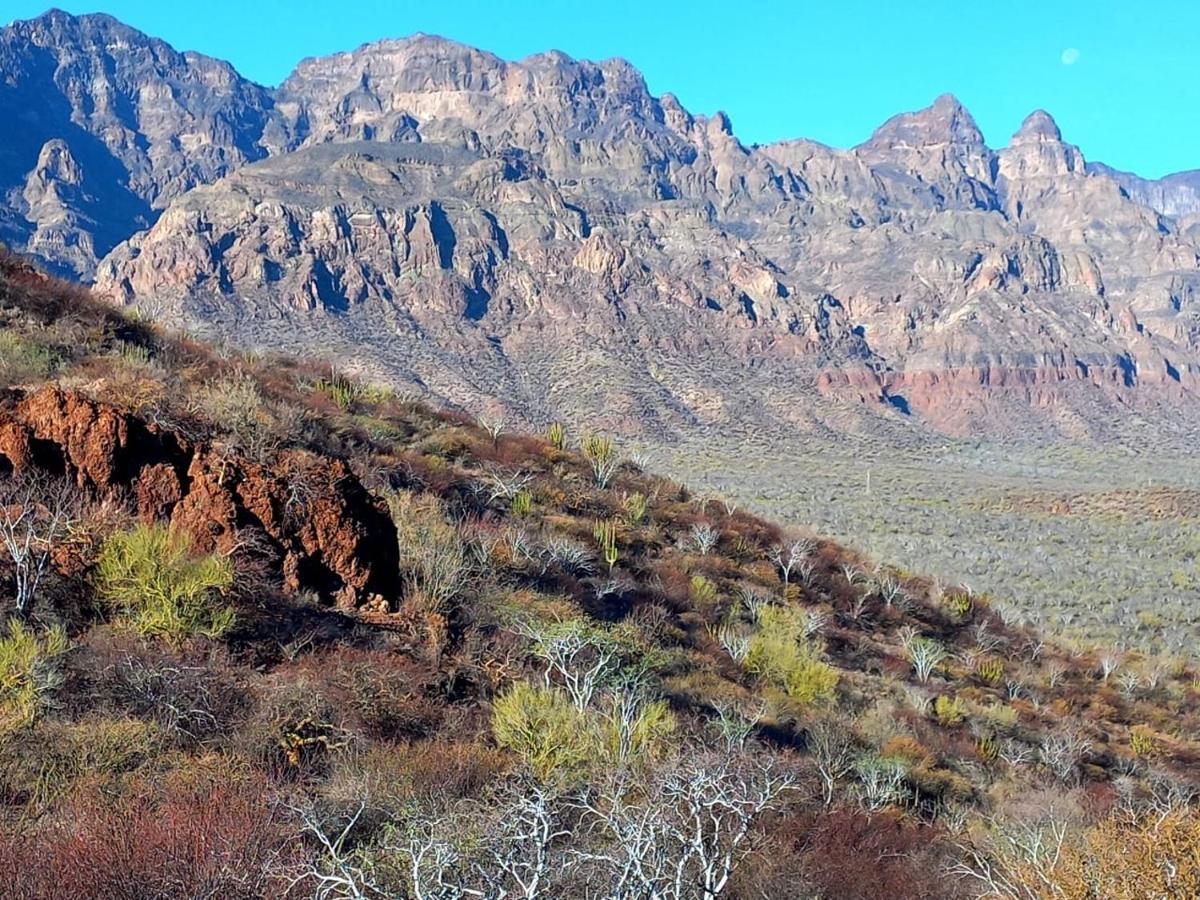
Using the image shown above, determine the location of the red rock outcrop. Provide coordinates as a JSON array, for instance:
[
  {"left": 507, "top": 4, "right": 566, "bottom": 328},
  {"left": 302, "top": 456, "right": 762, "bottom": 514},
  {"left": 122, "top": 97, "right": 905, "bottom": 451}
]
[{"left": 0, "top": 386, "right": 398, "bottom": 609}]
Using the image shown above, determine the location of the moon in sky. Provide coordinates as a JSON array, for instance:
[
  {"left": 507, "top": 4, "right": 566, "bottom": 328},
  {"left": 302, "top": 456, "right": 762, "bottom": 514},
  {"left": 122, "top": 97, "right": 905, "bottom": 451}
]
[{"left": 1061, "top": 48, "right": 1081, "bottom": 65}]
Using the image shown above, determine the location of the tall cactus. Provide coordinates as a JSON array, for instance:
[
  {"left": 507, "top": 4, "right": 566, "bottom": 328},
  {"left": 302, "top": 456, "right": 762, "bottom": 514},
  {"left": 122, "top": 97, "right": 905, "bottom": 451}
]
[{"left": 594, "top": 519, "right": 619, "bottom": 571}]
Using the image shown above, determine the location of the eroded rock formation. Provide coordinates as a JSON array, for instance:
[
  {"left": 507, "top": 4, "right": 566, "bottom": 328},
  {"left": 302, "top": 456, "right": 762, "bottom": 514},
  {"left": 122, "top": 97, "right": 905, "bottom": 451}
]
[{"left": 0, "top": 386, "right": 398, "bottom": 608}]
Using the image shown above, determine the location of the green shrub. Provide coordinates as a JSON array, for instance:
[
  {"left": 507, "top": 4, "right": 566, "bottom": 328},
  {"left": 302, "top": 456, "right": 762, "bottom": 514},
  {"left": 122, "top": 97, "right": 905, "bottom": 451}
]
[
  {"left": 976, "top": 658, "right": 1004, "bottom": 685},
  {"left": 933, "top": 695, "right": 966, "bottom": 727},
  {"left": 621, "top": 491, "right": 649, "bottom": 526},
  {"left": 95, "top": 525, "right": 234, "bottom": 642},
  {"left": 313, "top": 369, "right": 364, "bottom": 410},
  {"left": 745, "top": 605, "right": 838, "bottom": 706},
  {"left": 386, "top": 490, "right": 467, "bottom": 612},
  {"left": 0, "top": 618, "right": 68, "bottom": 734},
  {"left": 689, "top": 575, "right": 718, "bottom": 606},
  {"left": 0, "top": 331, "right": 59, "bottom": 384},
  {"left": 492, "top": 681, "right": 597, "bottom": 782},
  {"left": 510, "top": 489, "right": 533, "bottom": 517},
  {"left": 945, "top": 592, "right": 973, "bottom": 619}
]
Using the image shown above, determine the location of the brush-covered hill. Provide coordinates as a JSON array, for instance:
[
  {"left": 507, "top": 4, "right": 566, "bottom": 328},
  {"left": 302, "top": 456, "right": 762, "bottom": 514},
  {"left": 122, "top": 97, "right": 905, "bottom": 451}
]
[{"left": 0, "top": 250, "right": 1197, "bottom": 899}]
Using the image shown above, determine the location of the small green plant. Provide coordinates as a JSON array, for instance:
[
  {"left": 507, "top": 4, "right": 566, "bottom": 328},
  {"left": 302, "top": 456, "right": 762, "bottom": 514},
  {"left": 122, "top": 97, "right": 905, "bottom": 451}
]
[
  {"left": 95, "top": 524, "right": 235, "bottom": 642},
  {"left": 547, "top": 421, "right": 567, "bottom": 450},
  {"left": 621, "top": 491, "right": 649, "bottom": 527},
  {"left": 976, "top": 658, "right": 1004, "bottom": 686},
  {"left": 116, "top": 341, "right": 154, "bottom": 368},
  {"left": 0, "top": 618, "right": 68, "bottom": 735},
  {"left": 510, "top": 489, "right": 533, "bottom": 517},
  {"left": 594, "top": 519, "right": 619, "bottom": 570},
  {"left": 689, "top": 574, "right": 718, "bottom": 606},
  {"left": 492, "top": 681, "right": 598, "bottom": 782},
  {"left": 933, "top": 695, "right": 966, "bottom": 727},
  {"left": 313, "top": 368, "right": 363, "bottom": 410},
  {"left": 975, "top": 733, "right": 1000, "bottom": 761},
  {"left": 581, "top": 432, "right": 619, "bottom": 488},
  {"left": 1129, "top": 724, "right": 1159, "bottom": 758},
  {"left": 946, "top": 592, "right": 973, "bottom": 619}
]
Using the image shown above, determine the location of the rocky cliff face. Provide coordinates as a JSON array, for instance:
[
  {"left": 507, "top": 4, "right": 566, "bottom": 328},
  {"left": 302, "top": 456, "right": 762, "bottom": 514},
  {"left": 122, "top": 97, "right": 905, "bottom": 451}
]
[
  {"left": 0, "top": 9, "right": 274, "bottom": 278},
  {"left": 6, "top": 11, "right": 1200, "bottom": 440}
]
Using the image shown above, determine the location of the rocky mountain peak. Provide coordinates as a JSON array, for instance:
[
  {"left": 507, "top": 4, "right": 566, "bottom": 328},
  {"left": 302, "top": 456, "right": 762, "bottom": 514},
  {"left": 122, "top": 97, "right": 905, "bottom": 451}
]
[
  {"left": 862, "top": 92, "right": 986, "bottom": 150},
  {"left": 1012, "top": 109, "right": 1063, "bottom": 144}
]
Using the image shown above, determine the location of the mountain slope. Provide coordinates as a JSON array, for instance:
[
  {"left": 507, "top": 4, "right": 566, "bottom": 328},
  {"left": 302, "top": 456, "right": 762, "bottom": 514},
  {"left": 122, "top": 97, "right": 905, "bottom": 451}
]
[{"left": 0, "top": 248, "right": 1198, "bottom": 899}]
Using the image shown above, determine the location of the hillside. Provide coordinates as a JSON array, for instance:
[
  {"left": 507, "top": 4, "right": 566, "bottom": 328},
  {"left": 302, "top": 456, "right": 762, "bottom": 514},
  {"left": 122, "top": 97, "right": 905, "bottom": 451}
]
[
  {"left": 0, "top": 251, "right": 1197, "bottom": 898},
  {"left": 1, "top": 10, "right": 1198, "bottom": 444}
]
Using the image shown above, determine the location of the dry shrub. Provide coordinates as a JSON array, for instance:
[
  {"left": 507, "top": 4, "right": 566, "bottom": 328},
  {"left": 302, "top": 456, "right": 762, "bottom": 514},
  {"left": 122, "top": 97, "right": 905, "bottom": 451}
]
[
  {"left": 790, "top": 806, "right": 965, "bottom": 900},
  {"left": 288, "top": 645, "right": 445, "bottom": 741},
  {"left": 0, "top": 768, "right": 297, "bottom": 899},
  {"left": 1039, "top": 807, "right": 1200, "bottom": 899},
  {"left": 75, "top": 629, "right": 248, "bottom": 748},
  {"left": 385, "top": 489, "right": 467, "bottom": 614}
]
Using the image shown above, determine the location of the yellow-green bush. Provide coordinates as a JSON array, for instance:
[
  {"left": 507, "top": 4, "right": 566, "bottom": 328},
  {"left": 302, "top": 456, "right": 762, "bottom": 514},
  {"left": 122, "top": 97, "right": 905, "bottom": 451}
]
[
  {"left": 745, "top": 605, "right": 838, "bottom": 706},
  {"left": 689, "top": 575, "right": 718, "bottom": 606},
  {"left": 95, "top": 524, "right": 234, "bottom": 642},
  {"left": 0, "top": 618, "right": 68, "bottom": 735},
  {"left": 975, "top": 657, "right": 1004, "bottom": 685},
  {"left": 933, "top": 695, "right": 966, "bottom": 726},
  {"left": 492, "top": 681, "right": 598, "bottom": 783},
  {"left": 602, "top": 695, "right": 677, "bottom": 764}
]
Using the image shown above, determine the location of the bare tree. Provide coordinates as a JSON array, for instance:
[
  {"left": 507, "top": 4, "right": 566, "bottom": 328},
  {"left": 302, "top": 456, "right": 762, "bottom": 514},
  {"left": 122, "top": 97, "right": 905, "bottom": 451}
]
[
  {"left": 0, "top": 471, "right": 79, "bottom": 616},
  {"left": 481, "top": 418, "right": 505, "bottom": 446},
  {"left": 399, "top": 786, "right": 570, "bottom": 900},
  {"left": 480, "top": 468, "right": 534, "bottom": 503},
  {"left": 947, "top": 815, "right": 1068, "bottom": 900},
  {"left": 708, "top": 700, "right": 766, "bottom": 753},
  {"left": 517, "top": 619, "right": 619, "bottom": 711},
  {"left": 904, "top": 636, "right": 947, "bottom": 683},
  {"left": 575, "top": 752, "right": 797, "bottom": 899},
  {"left": 767, "top": 539, "right": 816, "bottom": 595},
  {"left": 853, "top": 754, "right": 907, "bottom": 811},
  {"left": 709, "top": 621, "right": 751, "bottom": 665},
  {"left": 291, "top": 802, "right": 382, "bottom": 900},
  {"left": 875, "top": 571, "right": 907, "bottom": 609},
  {"left": 807, "top": 717, "right": 855, "bottom": 808},
  {"left": 1039, "top": 729, "right": 1092, "bottom": 784},
  {"left": 1098, "top": 650, "right": 1121, "bottom": 682},
  {"left": 689, "top": 523, "right": 720, "bottom": 556}
]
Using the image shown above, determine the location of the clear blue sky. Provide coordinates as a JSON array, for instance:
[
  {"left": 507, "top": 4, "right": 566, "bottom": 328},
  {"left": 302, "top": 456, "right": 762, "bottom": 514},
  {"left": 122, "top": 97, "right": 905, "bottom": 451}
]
[{"left": 7, "top": 1, "right": 1198, "bottom": 178}]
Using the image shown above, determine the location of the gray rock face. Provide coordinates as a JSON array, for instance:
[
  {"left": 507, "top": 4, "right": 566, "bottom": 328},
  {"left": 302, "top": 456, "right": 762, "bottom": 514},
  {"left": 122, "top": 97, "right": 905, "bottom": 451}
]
[
  {"left": 6, "top": 11, "right": 1200, "bottom": 440},
  {"left": 1089, "top": 163, "right": 1200, "bottom": 219},
  {"left": 0, "top": 9, "right": 274, "bottom": 277}
]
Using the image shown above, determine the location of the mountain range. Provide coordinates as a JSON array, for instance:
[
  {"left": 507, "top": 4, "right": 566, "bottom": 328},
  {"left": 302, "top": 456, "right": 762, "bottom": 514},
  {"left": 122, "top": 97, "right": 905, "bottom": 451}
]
[{"left": 4, "top": 9, "right": 1200, "bottom": 441}]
